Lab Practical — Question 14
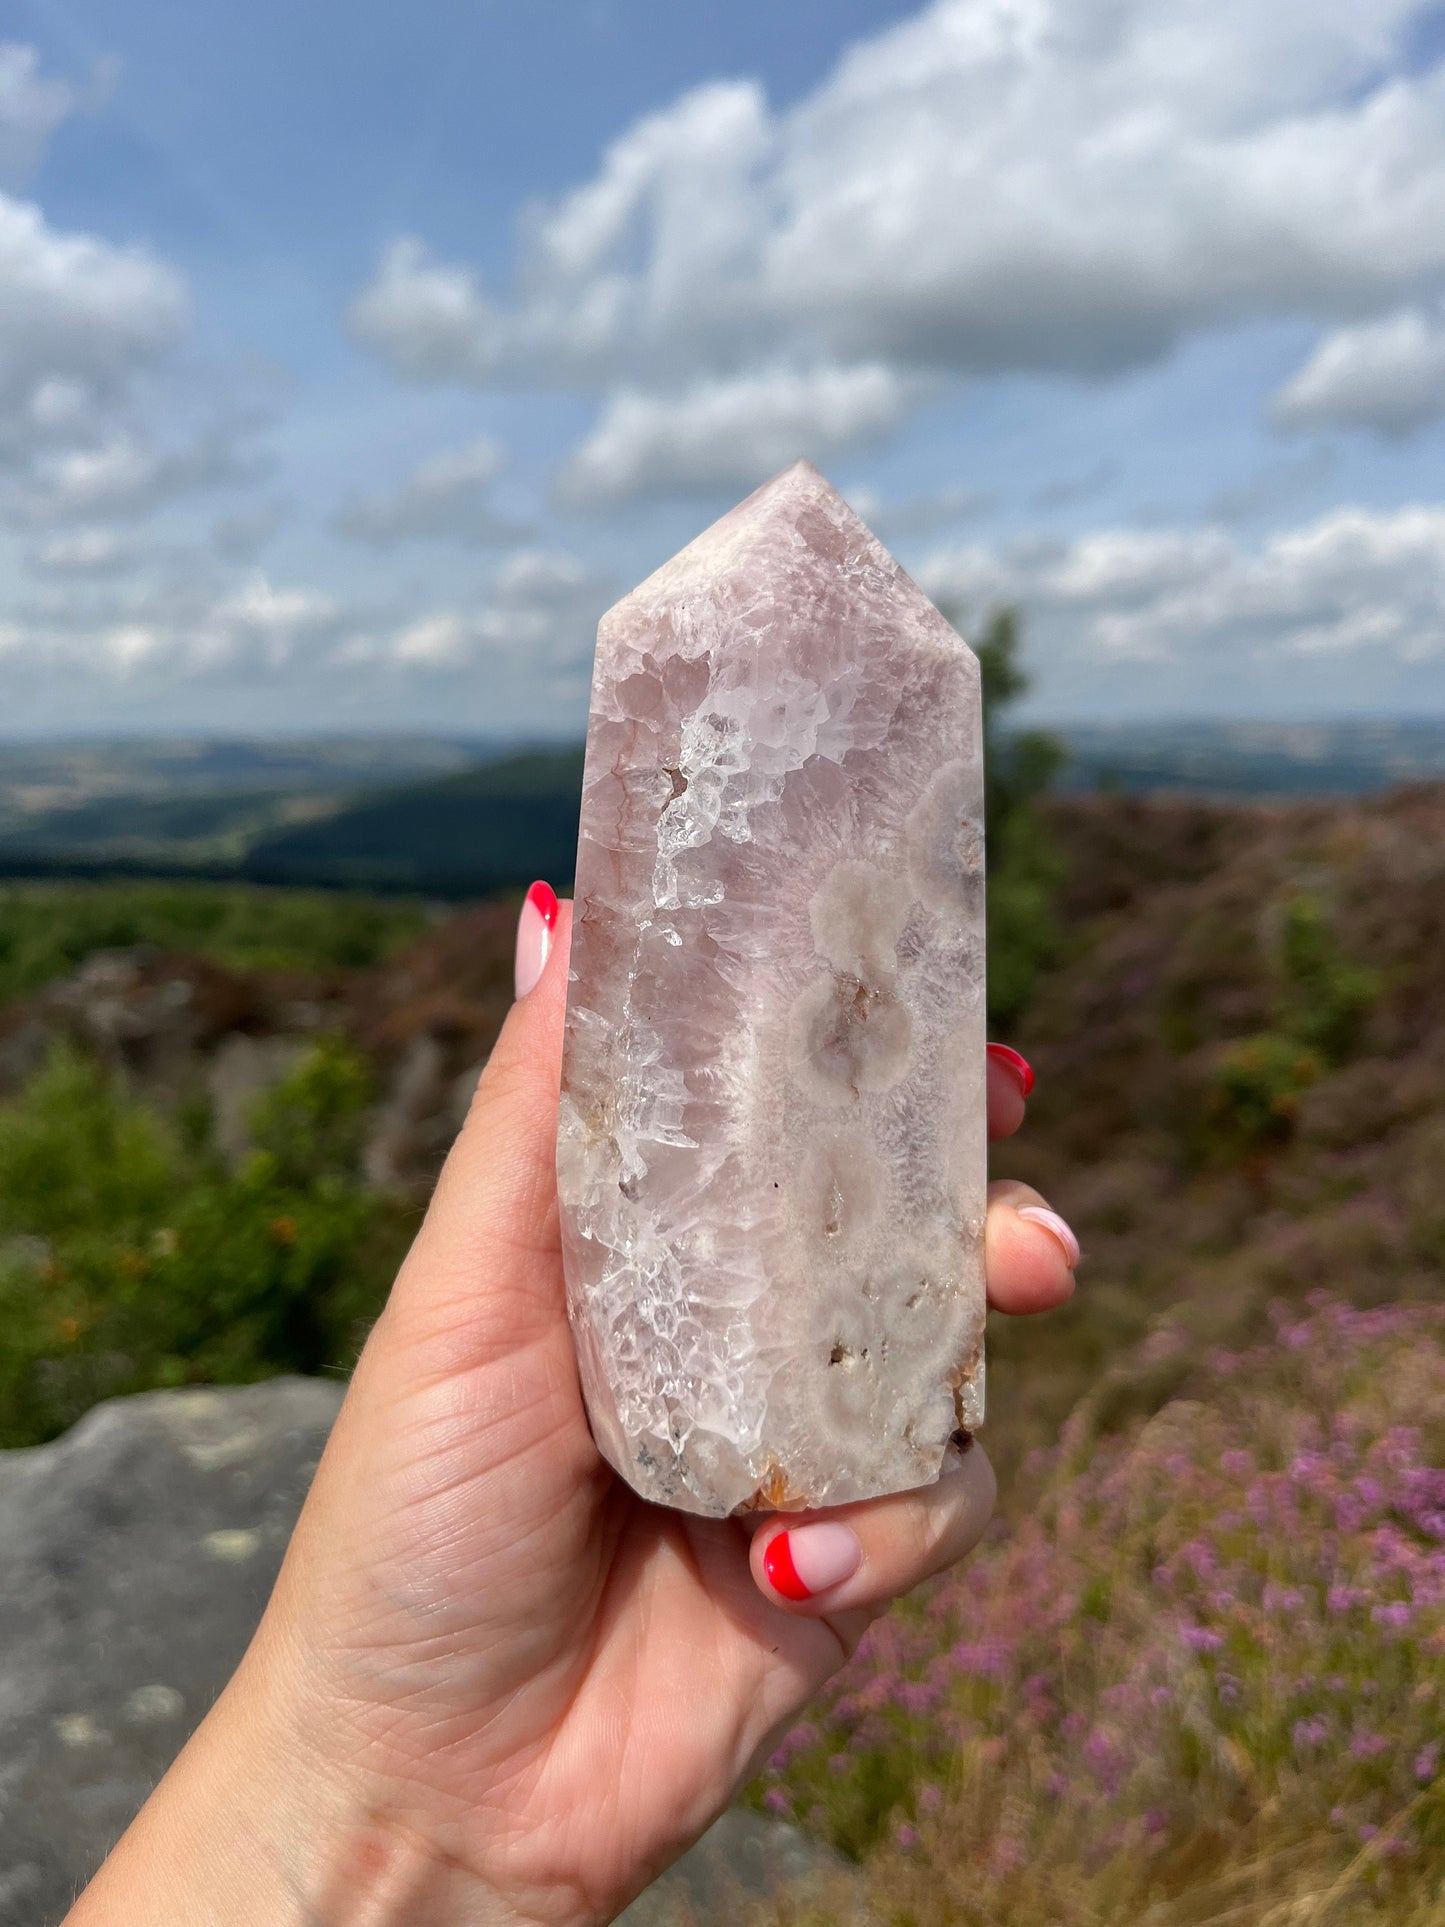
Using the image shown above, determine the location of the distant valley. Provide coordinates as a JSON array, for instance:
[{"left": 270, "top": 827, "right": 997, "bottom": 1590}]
[{"left": 1, "top": 719, "right": 1443, "bottom": 894}]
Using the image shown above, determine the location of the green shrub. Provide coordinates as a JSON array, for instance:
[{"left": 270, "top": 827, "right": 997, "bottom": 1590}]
[
  {"left": 0, "top": 1040, "right": 406, "bottom": 1446},
  {"left": 1205, "top": 1032, "right": 1324, "bottom": 1152},
  {"left": 0, "top": 880, "right": 430, "bottom": 1001},
  {"left": 1275, "top": 890, "right": 1380, "bottom": 1062},
  {"left": 1202, "top": 890, "right": 1379, "bottom": 1155}
]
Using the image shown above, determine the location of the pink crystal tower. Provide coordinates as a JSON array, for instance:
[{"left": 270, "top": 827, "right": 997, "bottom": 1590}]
[{"left": 558, "top": 462, "right": 986, "bottom": 1516}]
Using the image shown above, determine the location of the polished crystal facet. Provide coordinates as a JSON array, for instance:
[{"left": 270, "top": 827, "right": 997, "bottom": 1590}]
[{"left": 558, "top": 461, "right": 986, "bottom": 1517}]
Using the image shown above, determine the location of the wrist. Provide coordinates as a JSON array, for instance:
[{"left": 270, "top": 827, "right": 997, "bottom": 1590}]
[{"left": 65, "top": 1634, "right": 534, "bottom": 1927}]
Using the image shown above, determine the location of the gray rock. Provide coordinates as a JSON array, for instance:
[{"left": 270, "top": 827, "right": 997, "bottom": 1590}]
[
  {"left": 617, "top": 1807, "right": 858, "bottom": 1925},
  {"left": 0, "top": 1378, "right": 342, "bottom": 1926},
  {"left": 0, "top": 1381, "right": 855, "bottom": 1926},
  {"left": 207, "top": 1032, "right": 308, "bottom": 1165}
]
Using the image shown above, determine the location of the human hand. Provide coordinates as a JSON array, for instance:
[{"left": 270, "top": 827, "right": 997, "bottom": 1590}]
[{"left": 68, "top": 894, "right": 1076, "bottom": 1927}]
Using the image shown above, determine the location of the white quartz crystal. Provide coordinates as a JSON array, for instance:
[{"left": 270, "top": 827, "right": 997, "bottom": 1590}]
[{"left": 558, "top": 461, "right": 986, "bottom": 1516}]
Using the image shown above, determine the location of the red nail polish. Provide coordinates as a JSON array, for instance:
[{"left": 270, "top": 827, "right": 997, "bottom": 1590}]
[
  {"left": 987, "top": 1043, "right": 1035, "bottom": 1098},
  {"left": 527, "top": 880, "right": 559, "bottom": 931},
  {"left": 514, "top": 881, "right": 560, "bottom": 999},
  {"left": 762, "top": 1532, "right": 811, "bottom": 1602}
]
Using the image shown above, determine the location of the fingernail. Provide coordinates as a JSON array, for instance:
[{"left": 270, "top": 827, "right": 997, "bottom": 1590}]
[
  {"left": 514, "top": 881, "right": 559, "bottom": 999},
  {"left": 987, "top": 1043, "right": 1035, "bottom": 1098},
  {"left": 763, "top": 1523, "right": 862, "bottom": 1601},
  {"left": 1017, "top": 1205, "right": 1080, "bottom": 1269}
]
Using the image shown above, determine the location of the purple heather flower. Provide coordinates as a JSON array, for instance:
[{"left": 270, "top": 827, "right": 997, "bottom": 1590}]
[
  {"left": 1372, "top": 1601, "right": 1412, "bottom": 1631},
  {"left": 990, "top": 1836, "right": 1025, "bottom": 1877},
  {"left": 1180, "top": 1623, "right": 1223, "bottom": 1653},
  {"left": 1327, "top": 1584, "right": 1368, "bottom": 1614},
  {"left": 1264, "top": 1584, "right": 1305, "bottom": 1615}
]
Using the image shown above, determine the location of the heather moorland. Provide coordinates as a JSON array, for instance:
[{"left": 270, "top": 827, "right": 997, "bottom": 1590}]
[{"left": 0, "top": 776, "right": 1442, "bottom": 1921}]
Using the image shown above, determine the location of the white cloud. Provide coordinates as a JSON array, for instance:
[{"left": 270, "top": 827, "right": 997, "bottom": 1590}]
[
  {"left": 0, "top": 569, "right": 342, "bottom": 686},
  {"left": 386, "top": 611, "right": 474, "bottom": 667},
  {"left": 0, "top": 43, "right": 76, "bottom": 186},
  {"left": 345, "top": 237, "right": 507, "bottom": 387},
  {"left": 350, "top": 0, "right": 1445, "bottom": 511},
  {"left": 101, "top": 622, "right": 165, "bottom": 674},
  {"left": 861, "top": 483, "right": 996, "bottom": 538},
  {"left": 343, "top": 546, "right": 614, "bottom": 675},
  {"left": 489, "top": 547, "right": 591, "bottom": 603},
  {"left": 335, "top": 435, "right": 519, "bottom": 545},
  {"left": 1272, "top": 304, "right": 1445, "bottom": 434},
  {"left": 0, "top": 526, "right": 609, "bottom": 709},
  {"left": 922, "top": 504, "right": 1445, "bottom": 687},
  {"left": 28, "top": 525, "right": 140, "bottom": 575},
  {"left": 9, "top": 426, "right": 248, "bottom": 524},
  {"left": 553, "top": 363, "right": 913, "bottom": 505},
  {"left": 207, "top": 576, "right": 339, "bottom": 667},
  {"left": 347, "top": 79, "right": 772, "bottom": 390},
  {"left": 0, "top": 193, "right": 187, "bottom": 443}
]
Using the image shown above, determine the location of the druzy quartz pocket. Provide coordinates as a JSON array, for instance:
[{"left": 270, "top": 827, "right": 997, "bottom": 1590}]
[{"left": 557, "top": 461, "right": 986, "bottom": 1517}]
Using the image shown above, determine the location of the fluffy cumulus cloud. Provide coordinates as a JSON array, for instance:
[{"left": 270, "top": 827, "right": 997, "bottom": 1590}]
[
  {"left": 0, "top": 43, "right": 206, "bottom": 625},
  {"left": 0, "top": 533, "right": 616, "bottom": 734},
  {"left": 0, "top": 41, "right": 232, "bottom": 629},
  {"left": 553, "top": 363, "right": 912, "bottom": 505},
  {"left": 350, "top": 0, "right": 1445, "bottom": 502},
  {"left": 1272, "top": 305, "right": 1445, "bottom": 434},
  {"left": 28, "top": 526, "right": 141, "bottom": 576},
  {"left": 335, "top": 435, "right": 519, "bottom": 545},
  {"left": 921, "top": 503, "right": 1445, "bottom": 707},
  {"left": 350, "top": 547, "right": 614, "bottom": 676},
  {"left": 0, "top": 570, "right": 342, "bottom": 687},
  {"left": 0, "top": 195, "right": 187, "bottom": 445},
  {"left": 9, "top": 426, "right": 250, "bottom": 525}
]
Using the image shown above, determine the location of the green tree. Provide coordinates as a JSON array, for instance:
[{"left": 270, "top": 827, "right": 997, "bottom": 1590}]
[{"left": 958, "top": 606, "right": 1066, "bottom": 1027}]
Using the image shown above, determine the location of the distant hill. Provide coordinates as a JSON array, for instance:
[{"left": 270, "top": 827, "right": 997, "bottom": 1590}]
[
  {"left": 1054, "top": 717, "right": 1445, "bottom": 797},
  {"left": 0, "top": 739, "right": 580, "bottom": 892},
  {"left": 3, "top": 720, "right": 1445, "bottom": 893},
  {"left": 0, "top": 734, "right": 486, "bottom": 813},
  {"left": 239, "top": 748, "right": 586, "bottom": 894}
]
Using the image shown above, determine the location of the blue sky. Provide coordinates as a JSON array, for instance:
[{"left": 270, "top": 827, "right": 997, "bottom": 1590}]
[{"left": 4, "top": 0, "right": 1445, "bottom": 734}]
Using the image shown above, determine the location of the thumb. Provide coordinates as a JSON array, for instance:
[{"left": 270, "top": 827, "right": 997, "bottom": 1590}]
[{"left": 386, "top": 885, "right": 574, "bottom": 1349}]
